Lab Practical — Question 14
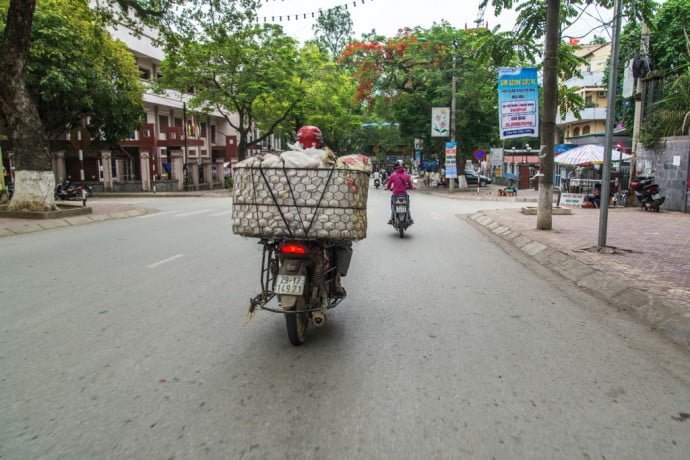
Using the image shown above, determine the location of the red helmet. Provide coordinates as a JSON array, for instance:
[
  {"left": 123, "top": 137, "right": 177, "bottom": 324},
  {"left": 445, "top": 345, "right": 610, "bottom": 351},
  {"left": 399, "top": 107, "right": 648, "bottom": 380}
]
[{"left": 296, "top": 126, "right": 323, "bottom": 149}]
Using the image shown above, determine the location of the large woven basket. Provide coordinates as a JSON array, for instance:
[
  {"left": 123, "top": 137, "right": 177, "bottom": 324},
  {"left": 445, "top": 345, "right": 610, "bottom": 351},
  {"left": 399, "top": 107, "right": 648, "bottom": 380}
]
[{"left": 232, "top": 165, "right": 370, "bottom": 240}]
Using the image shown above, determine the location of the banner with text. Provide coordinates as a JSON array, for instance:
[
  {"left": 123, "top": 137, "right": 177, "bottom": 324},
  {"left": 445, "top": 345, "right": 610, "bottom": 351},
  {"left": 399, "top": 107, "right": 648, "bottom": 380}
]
[
  {"left": 498, "top": 67, "right": 539, "bottom": 140},
  {"left": 445, "top": 141, "right": 458, "bottom": 178}
]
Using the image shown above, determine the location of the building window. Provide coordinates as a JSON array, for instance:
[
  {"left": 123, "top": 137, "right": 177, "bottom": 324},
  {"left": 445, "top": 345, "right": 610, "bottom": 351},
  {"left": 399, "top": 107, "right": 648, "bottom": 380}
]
[
  {"left": 159, "top": 115, "right": 169, "bottom": 133},
  {"left": 574, "top": 127, "right": 581, "bottom": 136},
  {"left": 211, "top": 125, "right": 216, "bottom": 144},
  {"left": 201, "top": 149, "right": 207, "bottom": 157},
  {"left": 139, "top": 67, "right": 151, "bottom": 80},
  {"left": 200, "top": 123, "right": 207, "bottom": 137},
  {"left": 174, "top": 118, "right": 182, "bottom": 127},
  {"left": 582, "top": 125, "right": 591, "bottom": 135}
]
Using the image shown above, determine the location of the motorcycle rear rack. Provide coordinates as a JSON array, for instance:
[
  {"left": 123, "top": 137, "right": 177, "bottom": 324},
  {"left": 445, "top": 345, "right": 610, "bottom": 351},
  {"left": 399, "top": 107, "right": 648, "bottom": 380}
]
[{"left": 249, "top": 291, "right": 344, "bottom": 315}]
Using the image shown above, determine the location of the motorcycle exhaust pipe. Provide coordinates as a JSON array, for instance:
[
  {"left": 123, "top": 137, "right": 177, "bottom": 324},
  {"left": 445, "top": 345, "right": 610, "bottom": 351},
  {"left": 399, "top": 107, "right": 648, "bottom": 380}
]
[{"left": 312, "top": 311, "right": 326, "bottom": 327}]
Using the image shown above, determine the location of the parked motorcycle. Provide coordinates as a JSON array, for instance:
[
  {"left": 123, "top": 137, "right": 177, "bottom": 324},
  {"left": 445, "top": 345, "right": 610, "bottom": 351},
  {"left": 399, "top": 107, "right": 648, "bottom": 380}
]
[
  {"left": 248, "top": 239, "right": 345, "bottom": 346},
  {"left": 390, "top": 194, "right": 412, "bottom": 238},
  {"left": 55, "top": 181, "right": 92, "bottom": 206},
  {"left": 631, "top": 176, "right": 665, "bottom": 212}
]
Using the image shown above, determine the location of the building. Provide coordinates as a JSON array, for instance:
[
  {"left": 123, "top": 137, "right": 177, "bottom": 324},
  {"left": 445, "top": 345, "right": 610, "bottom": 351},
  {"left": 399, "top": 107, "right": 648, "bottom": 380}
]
[{"left": 96, "top": 23, "right": 241, "bottom": 192}]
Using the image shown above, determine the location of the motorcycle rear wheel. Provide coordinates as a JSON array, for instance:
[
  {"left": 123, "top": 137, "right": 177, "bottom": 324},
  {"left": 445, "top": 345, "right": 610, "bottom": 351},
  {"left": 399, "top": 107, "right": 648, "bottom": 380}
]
[
  {"left": 398, "top": 227, "right": 404, "bottom": 238},
  {"left": 285, "top": 296, "right": 309, "bottom": 346}
]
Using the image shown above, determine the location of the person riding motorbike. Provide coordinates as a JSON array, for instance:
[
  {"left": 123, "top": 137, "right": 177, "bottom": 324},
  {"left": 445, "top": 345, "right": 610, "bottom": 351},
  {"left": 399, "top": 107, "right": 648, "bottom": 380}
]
[
  {"left": 386, "top": 160, "right": 415, "bottom": 224},
  {"left": 296, "top": 125, "right": 351, "bottom": 297}
]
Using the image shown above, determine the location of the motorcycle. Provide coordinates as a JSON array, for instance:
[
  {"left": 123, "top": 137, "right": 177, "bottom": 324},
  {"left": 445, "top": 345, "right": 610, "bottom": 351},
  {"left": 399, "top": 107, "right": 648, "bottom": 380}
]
[
  {"left": 373, "top": 177, "right": 381, "bottom": 189},
  {"left": 631, "top": 176, "right": 665, "bottom": 212},
  {"left": 55, "top": 181, "right": 92, "bottom": 206},
  {"left": 248, "top": 239, "right": 345, "bottom": 346},
  {"left": 390, "top": 194, "right": 412, "bottom": 238}
]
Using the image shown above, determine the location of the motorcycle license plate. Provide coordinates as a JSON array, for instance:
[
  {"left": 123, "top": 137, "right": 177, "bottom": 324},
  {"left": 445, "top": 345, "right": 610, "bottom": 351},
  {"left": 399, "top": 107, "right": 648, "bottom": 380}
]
[
  {"left": 274, "top": 275, "right": 305, "bottom": 295},
  {"left": 396, "top": 206, "right": 407, "bottom": 213}
]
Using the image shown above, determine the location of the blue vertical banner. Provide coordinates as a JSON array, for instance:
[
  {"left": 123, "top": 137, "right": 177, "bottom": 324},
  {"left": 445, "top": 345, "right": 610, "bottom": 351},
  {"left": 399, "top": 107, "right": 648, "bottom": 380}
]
[
  {"left": 498, "top": 67, "right": 539, "bottom": 139},
  {"left": 445, "top": 141, "right": 457, "bottom": 178}
]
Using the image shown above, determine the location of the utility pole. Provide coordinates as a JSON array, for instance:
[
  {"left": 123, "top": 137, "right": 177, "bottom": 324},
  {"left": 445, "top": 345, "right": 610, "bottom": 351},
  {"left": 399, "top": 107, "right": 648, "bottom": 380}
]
[
  {"left": 449, "top": 41, "right": 457, "bottom": 192},
  {"left": 598, "top": 0, "right": 623, "bottom": 247},
  {"left": 537, "top": 0, "right": 560, "bottom": 230},
  {"left": 628, "top": 21, "right": 650, "bottom": 200}
]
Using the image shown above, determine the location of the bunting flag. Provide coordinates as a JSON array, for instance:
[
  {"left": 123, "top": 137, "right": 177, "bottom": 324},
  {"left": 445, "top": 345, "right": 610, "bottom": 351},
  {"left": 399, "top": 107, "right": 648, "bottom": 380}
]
[{"left": 260, "top": 0, "right": 372, "bottom": 23}]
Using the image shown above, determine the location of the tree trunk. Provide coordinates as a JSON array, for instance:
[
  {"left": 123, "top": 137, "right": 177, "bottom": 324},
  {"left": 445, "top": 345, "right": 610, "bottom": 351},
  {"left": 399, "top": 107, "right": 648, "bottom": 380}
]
[
  {"left": 0, "top": 0, "right": 56, "bottom": 211},
  {"left": 536, "top": 0, "right": 560, "bottom": 230}
]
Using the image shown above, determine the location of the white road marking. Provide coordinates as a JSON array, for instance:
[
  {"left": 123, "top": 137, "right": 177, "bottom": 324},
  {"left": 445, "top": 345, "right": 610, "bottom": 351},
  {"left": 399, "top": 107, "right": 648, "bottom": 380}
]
[
  {"left": 209, "top": 210, "right": 233, "bottom": 217},
  {"left": 174, "top": 209, "right": 211, "bottom": 217},
  {"left": 147, "top": 254, "right": 184, "bottom": 269},
  {"left": 137, "top": 210, "right": 181, "bottom": 218}
]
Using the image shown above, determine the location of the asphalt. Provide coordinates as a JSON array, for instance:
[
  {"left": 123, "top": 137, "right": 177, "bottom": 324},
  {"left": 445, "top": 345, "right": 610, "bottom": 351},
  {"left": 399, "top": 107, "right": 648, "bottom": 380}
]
[
  {"left": 419, "top": 183, "right": 690, "bottom": 352},
  {"left": 2, "top": 185, "right": 688, "bottom": 352}
]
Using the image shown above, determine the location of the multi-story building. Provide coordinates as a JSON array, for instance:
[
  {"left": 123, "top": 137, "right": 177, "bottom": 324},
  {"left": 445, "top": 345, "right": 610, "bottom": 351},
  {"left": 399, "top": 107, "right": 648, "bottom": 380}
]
[
  {"left": 557, "top": 42, "right": 611, "bottom": 144},
  {"left": 96, "top": 23, "right": 241, "bottom": 192}
]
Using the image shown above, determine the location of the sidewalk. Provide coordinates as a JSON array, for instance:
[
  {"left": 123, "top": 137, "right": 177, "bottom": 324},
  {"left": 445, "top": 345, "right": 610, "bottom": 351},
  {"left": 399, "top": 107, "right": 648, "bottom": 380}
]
[
  {"left": 421, "top": 183, "right": 690, "bottom": 351},
  {"left": 0, "top": 189, "right": 230, "bottom": 237}
]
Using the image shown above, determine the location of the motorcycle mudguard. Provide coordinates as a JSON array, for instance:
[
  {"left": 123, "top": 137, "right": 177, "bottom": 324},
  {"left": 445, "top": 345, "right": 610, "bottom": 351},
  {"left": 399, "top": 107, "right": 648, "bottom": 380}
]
[{"left": 279, "top": 294, "right": 298, "bottom": 309}]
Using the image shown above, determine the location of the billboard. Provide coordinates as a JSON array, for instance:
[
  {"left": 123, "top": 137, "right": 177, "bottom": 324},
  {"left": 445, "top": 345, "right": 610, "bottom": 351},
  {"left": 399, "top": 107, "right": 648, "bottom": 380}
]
[
  {"left": 498, "top": 68, "right": 539, "bottom": 139},
  {"left": 431, "top": 107, "right": 450, "bottom": 137},
  {"left": 445, "top": 142, "right": 458, "bottom": 178}
]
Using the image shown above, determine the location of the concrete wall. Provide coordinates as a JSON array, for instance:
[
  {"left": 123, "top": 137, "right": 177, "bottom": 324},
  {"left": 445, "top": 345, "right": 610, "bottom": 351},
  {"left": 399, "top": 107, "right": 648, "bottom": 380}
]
[{"left": 637, "top": 136, "right": 690, "bottom": 212}]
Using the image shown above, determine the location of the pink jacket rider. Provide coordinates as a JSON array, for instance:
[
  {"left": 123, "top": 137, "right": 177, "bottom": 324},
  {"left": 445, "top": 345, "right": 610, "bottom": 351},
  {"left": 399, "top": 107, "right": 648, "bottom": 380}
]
[{"left": 386, "top": 166, "right": 414, "bottom": 194}]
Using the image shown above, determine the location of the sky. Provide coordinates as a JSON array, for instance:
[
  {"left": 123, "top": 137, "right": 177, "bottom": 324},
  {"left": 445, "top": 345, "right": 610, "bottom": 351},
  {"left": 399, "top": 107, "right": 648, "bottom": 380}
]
[{"left": 256, "top": 0, "right": 616, "bottom": 45}]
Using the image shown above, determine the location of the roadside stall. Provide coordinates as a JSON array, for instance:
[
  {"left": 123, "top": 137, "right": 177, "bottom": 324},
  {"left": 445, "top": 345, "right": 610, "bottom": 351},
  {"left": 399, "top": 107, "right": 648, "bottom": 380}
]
[{"left": 555, "top": 144, "right": 631, "bottom": 207}]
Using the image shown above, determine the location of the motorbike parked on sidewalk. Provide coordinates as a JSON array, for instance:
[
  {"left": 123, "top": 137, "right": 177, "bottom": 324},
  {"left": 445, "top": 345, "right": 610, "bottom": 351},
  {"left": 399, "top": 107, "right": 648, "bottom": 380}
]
[
  {"left": 390, "top": 194, "right": 412, "bottom": 238},
  {"left": 248, "top": 239, "right": 346, "bottom": 346},
  {"left": 55, "top": 181, "right": 92, "bottom": 206},
  {"left": 631, "top": 176, "right": 665, "bottom": 212}
]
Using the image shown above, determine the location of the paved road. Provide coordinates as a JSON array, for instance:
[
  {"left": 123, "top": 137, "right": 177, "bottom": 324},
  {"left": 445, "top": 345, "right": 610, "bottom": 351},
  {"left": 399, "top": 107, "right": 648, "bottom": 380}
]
[{"left": 1, "top": 192, "right": 689, "bottom": 459}]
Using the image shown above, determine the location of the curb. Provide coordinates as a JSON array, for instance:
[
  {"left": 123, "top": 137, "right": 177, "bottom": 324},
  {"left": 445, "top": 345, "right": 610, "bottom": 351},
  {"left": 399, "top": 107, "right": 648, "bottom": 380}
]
[
  {"left": 0, "top": 207, "right": 147, "bottom": 238},
  {"left": 466, "top": 211, "right": 690, "bottom": 352}
]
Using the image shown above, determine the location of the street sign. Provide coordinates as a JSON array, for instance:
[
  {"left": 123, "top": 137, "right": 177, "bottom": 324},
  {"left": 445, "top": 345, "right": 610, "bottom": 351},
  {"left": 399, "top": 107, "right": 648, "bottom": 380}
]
[{"left": 473, "top": 148, "right": 486, "bottom": 162}]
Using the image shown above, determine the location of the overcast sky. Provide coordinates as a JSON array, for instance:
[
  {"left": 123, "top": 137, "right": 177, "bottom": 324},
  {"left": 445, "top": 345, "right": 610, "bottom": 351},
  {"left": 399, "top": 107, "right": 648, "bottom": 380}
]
[{"left": 256, "top": 0, "right": 616, "bottom": 44}]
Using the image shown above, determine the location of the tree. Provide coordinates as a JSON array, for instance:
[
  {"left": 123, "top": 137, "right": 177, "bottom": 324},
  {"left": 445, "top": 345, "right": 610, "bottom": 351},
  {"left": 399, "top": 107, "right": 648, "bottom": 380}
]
[
  {"left": 649, "top": 0, "right": 690, "bottom": 76},
  {"left": 6, "top": 0, "right": 144, "bottom": 143},
  {"left": 0, "top": 0, "right": 163, "bottom": 211},
  {"left": 341, "top": 25, "right": 515, "bottom": 168},
  {"left": 159, "top": 23, "right": 304, "bottom": 161},
  {"left": 310, "top": 6, "right": 353, "bottom": 60},
  {"left": 273, "top": 44, "right": 362, "bottom": 154}
]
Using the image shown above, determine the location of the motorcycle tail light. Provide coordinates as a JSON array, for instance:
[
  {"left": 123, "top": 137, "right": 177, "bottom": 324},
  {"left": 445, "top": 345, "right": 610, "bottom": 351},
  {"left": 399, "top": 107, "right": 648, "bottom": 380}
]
[{"left": 281, "top": 243, "right": 307, "bottom": 255}]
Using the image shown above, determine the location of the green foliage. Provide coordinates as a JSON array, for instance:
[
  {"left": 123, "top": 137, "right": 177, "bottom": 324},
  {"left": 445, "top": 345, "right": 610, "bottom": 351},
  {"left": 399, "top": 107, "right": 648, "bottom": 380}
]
[
  {"left": 0, "top": 0, "right": 144, "bottom": 143},
  {"left": 649, "top": 0, "right": 690, "bottom": 76},
  {"left": 310, "top": 5, "right": 353, "bottom": 60},
  {"left": 640, "top": 70, "right": 690, "bottom": 147},
  {"left": 159, "top": 22, "right": 303, "bottom": 159}
]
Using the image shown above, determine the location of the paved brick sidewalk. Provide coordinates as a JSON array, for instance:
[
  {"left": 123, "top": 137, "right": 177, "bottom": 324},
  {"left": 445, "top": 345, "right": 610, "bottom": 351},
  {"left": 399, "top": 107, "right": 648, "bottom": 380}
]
[{"left": 480, "top": 207, "right": 690, "bottom": 310}]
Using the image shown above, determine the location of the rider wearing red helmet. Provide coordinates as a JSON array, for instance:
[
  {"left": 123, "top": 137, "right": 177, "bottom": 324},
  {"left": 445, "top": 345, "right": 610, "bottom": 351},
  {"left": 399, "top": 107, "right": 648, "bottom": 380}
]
[{"left": 296, "top": 125, "right": 324, "bottom": 149}]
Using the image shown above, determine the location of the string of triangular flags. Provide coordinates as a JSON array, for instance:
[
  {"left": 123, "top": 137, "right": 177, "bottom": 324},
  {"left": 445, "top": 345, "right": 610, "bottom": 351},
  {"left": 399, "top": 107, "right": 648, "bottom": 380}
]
[{"left": 259, "top": 0, "right": 374, "bottom": 23}]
